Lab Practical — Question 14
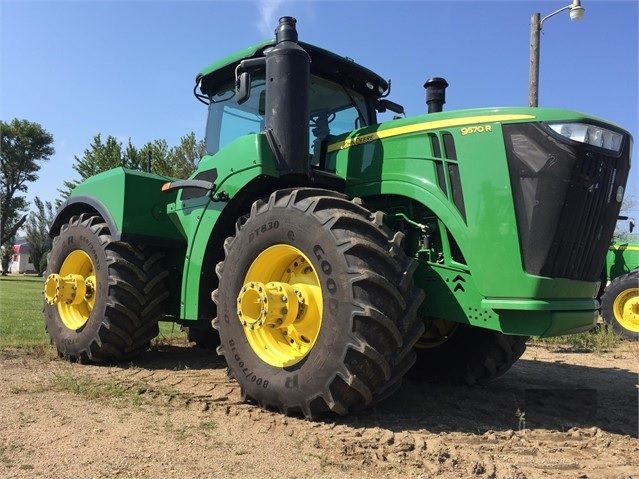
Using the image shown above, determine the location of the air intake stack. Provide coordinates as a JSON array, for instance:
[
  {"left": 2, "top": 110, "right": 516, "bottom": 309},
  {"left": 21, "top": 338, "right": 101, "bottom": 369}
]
[{"left": 424, "top": 77, "right": 449, "bottom": 113}]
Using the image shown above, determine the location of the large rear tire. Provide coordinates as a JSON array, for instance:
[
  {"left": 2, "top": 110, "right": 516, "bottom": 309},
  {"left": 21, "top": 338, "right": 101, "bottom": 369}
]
[
  {"left": 600, "top": 269, "right": 639, "bottom": 341},
  {"left": 212, "top": 188, "right": 424, "bottom": 418},
  {"left": 409, "top": 320, "right": 528, "bottom": 385},
  {"left": 43, "top": 213, "right": 168, "bottom": 363}
]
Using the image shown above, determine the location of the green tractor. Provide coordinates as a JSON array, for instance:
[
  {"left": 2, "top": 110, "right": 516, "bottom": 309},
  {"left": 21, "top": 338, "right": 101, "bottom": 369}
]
[
  {"left": 43, "top": 17, "right": 632, "bottom": 418},
  {"left": 599, "top": 216, "right": 638, "bottom": 340}
]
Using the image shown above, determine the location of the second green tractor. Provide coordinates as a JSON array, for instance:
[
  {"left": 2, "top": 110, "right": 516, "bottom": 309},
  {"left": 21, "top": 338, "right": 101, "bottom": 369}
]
[{"left": 599, "top": 217, "right": 638, "bottom": 340}]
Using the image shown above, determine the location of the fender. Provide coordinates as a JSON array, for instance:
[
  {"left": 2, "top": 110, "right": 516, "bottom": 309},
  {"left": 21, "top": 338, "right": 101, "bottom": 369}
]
[
  {"left": 50, "top": 195, "right": 119, "bottom": 239},
  {"left": 173, "top": 134, "right": 283, "bottom": 320},
  {"left": 50, "top": 168, "right": 183, "bottom": 246}
]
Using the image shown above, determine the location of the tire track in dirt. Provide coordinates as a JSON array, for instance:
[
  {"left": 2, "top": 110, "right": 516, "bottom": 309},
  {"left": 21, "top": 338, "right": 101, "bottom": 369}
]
[
  {"left": 88, "top": 342, "right": 637, "bottom": 478},
  {"left": 78, "top": 345, "right": 246, "bottom": 411},
  {"left": 2, "top": 341, "right": 636, "bottom": 479}
]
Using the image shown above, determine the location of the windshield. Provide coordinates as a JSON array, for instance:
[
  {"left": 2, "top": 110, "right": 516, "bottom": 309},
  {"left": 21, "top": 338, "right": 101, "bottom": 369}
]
[{"left": 204, "top": 74, "right": 369, "bottom": 157}]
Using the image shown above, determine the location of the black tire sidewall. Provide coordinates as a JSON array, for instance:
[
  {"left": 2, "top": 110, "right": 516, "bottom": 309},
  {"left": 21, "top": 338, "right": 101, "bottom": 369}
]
[
  {"left": 217, "top": 205, "right": 357, "bottom": 406},
  {"left": 44, "top": 220, "right": 110, "bottom": 357},
  {"left": 411, "top": 322, "right": 473, "bottom": 381},
  {"left": 411, "top": 323, "right": 528, "bottom": 384}
]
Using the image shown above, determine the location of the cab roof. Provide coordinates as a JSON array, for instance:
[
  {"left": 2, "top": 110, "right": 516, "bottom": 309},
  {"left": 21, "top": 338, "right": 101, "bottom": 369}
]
[{"left": 196, "top": 40, "right": 388, "bottom": 99}]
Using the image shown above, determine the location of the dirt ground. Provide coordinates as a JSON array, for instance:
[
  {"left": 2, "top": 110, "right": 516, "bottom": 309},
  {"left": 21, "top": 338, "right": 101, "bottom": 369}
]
[{"left": 0, "top": 338, "right": 637, "bottom": 479}]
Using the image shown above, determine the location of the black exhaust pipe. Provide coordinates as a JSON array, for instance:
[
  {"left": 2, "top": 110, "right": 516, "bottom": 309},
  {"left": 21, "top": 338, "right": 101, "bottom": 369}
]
[
  {"left": 264, "top": 17, "right": 311, "bottom": 177},
  {"left": 424, "top": 77, "right": 448, "bottom": 113}
]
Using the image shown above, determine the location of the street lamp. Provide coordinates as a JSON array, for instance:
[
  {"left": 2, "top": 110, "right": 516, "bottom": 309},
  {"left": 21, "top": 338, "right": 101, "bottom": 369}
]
[{"left": 528, "top": 0, "right": 585, "bottom": 107}]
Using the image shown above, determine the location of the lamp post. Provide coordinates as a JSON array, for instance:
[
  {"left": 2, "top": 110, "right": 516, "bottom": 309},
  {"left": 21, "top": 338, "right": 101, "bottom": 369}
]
[{"left": 528, "top": 0, "right": 585, "bottom": 107}]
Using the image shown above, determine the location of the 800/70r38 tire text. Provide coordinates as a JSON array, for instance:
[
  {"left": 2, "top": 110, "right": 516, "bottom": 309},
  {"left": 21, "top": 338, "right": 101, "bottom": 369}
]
[
  {"left": 43, "top": 213, "right": 168, "bottom": 363},
  {"left": 212, "top": 188, "right": 424, "bottom": 419}
]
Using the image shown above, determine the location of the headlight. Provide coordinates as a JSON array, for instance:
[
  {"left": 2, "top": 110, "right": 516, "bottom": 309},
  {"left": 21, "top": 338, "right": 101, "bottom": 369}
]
[{"left": 547, "top": 122, "right": 624, "bottom": 153}]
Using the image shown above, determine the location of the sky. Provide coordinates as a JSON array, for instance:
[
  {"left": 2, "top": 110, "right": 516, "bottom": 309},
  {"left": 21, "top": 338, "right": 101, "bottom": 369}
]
[{"left": 1, "top": 0, "right": 638, "bottom": 221}]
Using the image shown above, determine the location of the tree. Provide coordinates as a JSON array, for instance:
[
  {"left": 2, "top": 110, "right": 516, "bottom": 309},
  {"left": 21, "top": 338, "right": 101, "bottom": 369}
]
[
  {"left": 1, "top": 118, "right": 54, "bottom": 243},
  {"left": 140, "top": 139, "right": 171, "bottom": 176},
  {"left": 25, "top": 196, "right": 55, "bottom": 275},
  {"left": 0, "top": 194, "right": 27, "bottom": 269},
  {"left": 1, "top": 119, "right": 54, "bottom": 275},
  {"left": 1, "top": 242, "right": 13, "bottom": 274},
  {"left": 169, "top": 132, "right": 205, "bottom": 179},
  {"left": 123, "top": 138, "right": 146, "bottom": 171},
  {"left": 139, "top": 134, "right": 202, "bottom": 178},
  {"left": 59, "top": 132, "right": 203, "bottom": 202}
]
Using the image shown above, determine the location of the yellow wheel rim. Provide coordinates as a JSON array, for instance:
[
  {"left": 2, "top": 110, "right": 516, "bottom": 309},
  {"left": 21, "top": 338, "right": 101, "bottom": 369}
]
[
  {"left": 415, "top": 318, "right": 458, "bottom": 349},
  {"left": 238, "top": 244, "right": 323, "bottom": 367},
  {"left": 43, "top": 250, "right": 97, "bottom": 331},
  {"left": 612, "top": 286, "right": 639, "bottom": 333}
]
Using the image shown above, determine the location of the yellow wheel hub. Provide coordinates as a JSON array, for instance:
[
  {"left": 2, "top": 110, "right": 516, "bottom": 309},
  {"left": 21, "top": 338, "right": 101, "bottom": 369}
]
[
  {"left": 613, "top": 287, "right": 639, "bottom": 333},
  {"left": 238, "top": 245, "right": 322, "bottom": 367},
  {"left": 415, "top": 318, "right": 458, "bottom": 349},
  {"left": 44, "top": 250, "right": 97, "bottom": 331}
]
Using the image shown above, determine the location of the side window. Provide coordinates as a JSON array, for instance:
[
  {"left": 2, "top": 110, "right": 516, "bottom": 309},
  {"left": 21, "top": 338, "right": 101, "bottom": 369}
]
[
  {"left": 218, "top": 104, "right": 262, "bottom": 147},
  {"left": 205, "top": 78, "right": 266, "bottom": 156},
  {"left": 308, "top": 76, "right": 368, "bottom": 164}
]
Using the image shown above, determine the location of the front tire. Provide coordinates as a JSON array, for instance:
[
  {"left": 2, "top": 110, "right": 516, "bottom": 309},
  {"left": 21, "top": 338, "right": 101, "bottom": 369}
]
[
  {"left": 44, "top": 213, "right": 168, "bottom": 362},
  {"left": 212, "top": 188, "right": 424, "bottom": 418},
  {"left": 182, "top": 324, "right": 221, "bottom": 350},
  {"left": 600, "top": 269, "right": 639, "bottom": 340}
]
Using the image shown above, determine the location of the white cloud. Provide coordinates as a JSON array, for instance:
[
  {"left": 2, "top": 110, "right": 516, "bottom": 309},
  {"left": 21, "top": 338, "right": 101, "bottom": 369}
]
[
  {"left": 254, "top": 0, "right": 316, "bottom": 39},
  {"left": 256, "top": 0, "right": 283, "bottom": 37}
]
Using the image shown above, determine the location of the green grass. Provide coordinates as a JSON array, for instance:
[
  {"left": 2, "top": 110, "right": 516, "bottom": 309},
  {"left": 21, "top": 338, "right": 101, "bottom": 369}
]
[
  {"left": 51, "top": 371, "right": 147, "bottom": 406},
  {"left": 0, "top": 275, "right": 187, "bottom": 350},
  {"left": 0, "top": 276, "right": 49, "bottom": 347},
  {"left": 52, "top": 371, "right": 129, "bottom": 399},
  {"left": 198, "top": 420, "right": 217, "bottom": 431},
  {"left": 156, "top": 321, "right": 188, "bottom": 344},
  {"left": 531, "top": 324, "right": 623, "bottom": 353}
]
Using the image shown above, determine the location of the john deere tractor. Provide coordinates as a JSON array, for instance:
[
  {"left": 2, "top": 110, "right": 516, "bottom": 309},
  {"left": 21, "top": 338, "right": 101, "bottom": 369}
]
[
  {"left": 599, "top": 216, "right": 638, "bottom": 340},
  {"left": 43, "top": 17, "right": 632, "bottom": 418}
]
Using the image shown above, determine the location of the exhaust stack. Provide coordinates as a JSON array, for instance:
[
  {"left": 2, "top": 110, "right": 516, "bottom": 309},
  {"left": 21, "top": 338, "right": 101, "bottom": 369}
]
[{"left": 264, "top": 17, "right": 311, "bottom": 177}]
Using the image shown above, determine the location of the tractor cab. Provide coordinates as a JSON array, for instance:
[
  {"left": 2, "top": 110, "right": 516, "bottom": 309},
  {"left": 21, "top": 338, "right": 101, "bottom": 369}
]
[{"left": 194, "top": 39, "right": 401, "bottom": 173}]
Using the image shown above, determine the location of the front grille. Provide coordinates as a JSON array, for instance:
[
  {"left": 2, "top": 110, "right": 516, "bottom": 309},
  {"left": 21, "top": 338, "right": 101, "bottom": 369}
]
[{"left": 504, "top": 122, "right": 630, "bottom": 281}]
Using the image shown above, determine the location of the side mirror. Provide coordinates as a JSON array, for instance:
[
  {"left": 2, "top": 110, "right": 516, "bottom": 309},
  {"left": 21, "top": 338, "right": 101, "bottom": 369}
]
[
  {"left": 377, "top": 99, "right": 405, "bottom": 116},
  {"left": 235, "top": 57, "right": 266, "bottom": 105},
  {"left": 236, "top": 72, "right": 251, "bottom": 105}
]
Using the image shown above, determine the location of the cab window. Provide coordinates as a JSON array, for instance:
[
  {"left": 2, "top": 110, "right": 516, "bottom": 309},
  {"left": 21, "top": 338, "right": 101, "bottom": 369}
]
[{"left": 204, "top": 74, "right": 368, "bottom": 158}]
